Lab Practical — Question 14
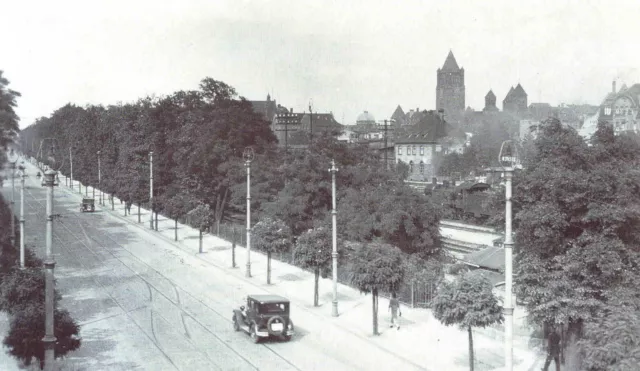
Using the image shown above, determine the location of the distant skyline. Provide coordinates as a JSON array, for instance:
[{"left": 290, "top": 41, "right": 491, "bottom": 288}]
[{"left": 4, "top": 0, "right": 640, "bottom": 129}]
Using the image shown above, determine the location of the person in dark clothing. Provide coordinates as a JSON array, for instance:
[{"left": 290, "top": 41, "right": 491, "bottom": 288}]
[{"left": 543, "top": 328, "right": 561, "bottom": 371}]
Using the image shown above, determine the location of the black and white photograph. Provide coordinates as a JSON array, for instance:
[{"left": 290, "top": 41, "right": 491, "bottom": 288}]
[{"left": 1, "top": 1, "right": 639, "bottom": 370}]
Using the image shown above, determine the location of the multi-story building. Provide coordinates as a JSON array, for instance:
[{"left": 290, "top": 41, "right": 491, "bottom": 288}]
[
  {"left": 599, "top": 81, "right": 640, "bottom": 133},
  {"left": 503, "top": 84, "right": 528, "bottom": 113}
]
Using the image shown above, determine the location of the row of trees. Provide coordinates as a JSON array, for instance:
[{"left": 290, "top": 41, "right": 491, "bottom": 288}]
[{"left": 19, "top": 77, "right": 446, "bottom": 338}]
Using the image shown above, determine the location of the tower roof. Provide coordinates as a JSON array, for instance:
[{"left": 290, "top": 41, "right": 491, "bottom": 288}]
[
  {"left": 391, "top": 105, "right": 405, "bottom": 121},
  {"left": 514, "top": 83, "right": 527, "bottom": 96},
  {"left": 485, "top": 90, "right": 496, "bottom": 99},
  {"left": 441, "top": 50, "right": 460, "bottom": 72}
]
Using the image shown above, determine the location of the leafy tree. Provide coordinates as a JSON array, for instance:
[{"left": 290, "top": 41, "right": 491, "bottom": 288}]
[
  {"left": 186, "top": 203, "right": 213, "bottom": 253},
  {"left": 578, "top": 302, "right": 640, "bottom": 371},
  {"left": 0, "top": 267, "right": 62, "bottom": 315},
  {"left": 3, "top": 304, "right": 81, "bottom": 369},
  {"left": 432, "top": 271, "right": 503, "bottom": 371},
  {"left": 348, "top": 241, "right": 405, "bottom": 335},
  {"left": 0, "top": 70, "right": 21, "bottom": 148},
  {"left": 251, "top": 217, "right": 292, "bottom": 284},
  {"left": 294, "top": 226, "right": 335, "bottom": 306},
  {"left": 514, "top": 119, "right": 640, "bottom": 365},
  {"left": 404, "top": 254, "right": 444, "bottom": 306},
  {"left": 339, "top": 183, "right": 442, "bottom": 255},
  {"left": 159, "top": 188, "right": 196, "bottom": 241}
]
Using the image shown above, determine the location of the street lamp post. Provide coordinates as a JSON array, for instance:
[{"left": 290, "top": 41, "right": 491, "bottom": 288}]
[
  {"left": 329, "top": 160, "right": 339, "bottom": 317},
  {"left": 243, "top": 147, "right": 254, "bottom": 278},
  {"left": 19, "top": 165, "right": 26, "bottom": 269},
  {"left": 42, "top": 170, "right": 58, "bottom": 371},
  {"left": 97, "top": 151, "right": 102, "bottom": 206},
  {"left": 69, "top": 147, "right": 74, "bottom": 190},
  {"left": 7, "top": 149, "right": 18, "bottom": 248},
  {"left": 498, "top": 140, "right": 518, "bottom": 371},
  {"left": 149, "top": 151, "right": 153, "bottom": 230}
]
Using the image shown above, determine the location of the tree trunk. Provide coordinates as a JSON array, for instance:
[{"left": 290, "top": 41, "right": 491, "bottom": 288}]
[
  {"left": 137, "top": 204, "right": 141, "bottom": 223},
  {"left": 174, "top": 219, "right": 178, "bottom": 241},
  {"left": 111, "top": 196, "right": 114, "bottom": 210},
  {"left": 468, "top": 325, "right": 474, "bottom": 371},
  {"left": 199, "top": 230, "right": 203, "bottom": 253},
  {"left": 372, "top": 288, "right": 379, "bottom": 335},
  {"left": 267, "top": 252, "right": 272, "bottom": 285},
  {"left": 314, "top": 268, "right": 320, "bottom": 307},
  {"left": 155, "top": 211, "right": 158, "bottom": 231},
  {"left": 411, "top": 282, "right": 415, "bottom": 308}
]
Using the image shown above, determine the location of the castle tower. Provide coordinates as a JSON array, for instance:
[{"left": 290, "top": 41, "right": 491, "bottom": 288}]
[
  {"left": 483, "top": 90, "right": 498, "bottom": 112},
  {"left": 436, "top": 50, "right": 465, "bottom": 116}
]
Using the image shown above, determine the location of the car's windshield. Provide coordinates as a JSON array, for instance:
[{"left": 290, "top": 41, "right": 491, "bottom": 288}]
[{"left": 260, "top": 302, "right": 288, "bottom": 314}]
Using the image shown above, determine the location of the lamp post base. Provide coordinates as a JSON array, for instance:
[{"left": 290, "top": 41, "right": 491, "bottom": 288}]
[
  {"left": 245, "top": 263, "right": 251, "bottom": 278},
  {"left": 331, "top": 300, "right": 339, "bottom": 317}
]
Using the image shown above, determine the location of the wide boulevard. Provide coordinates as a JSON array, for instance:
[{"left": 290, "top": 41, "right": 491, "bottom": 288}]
[{"left": 0, "top": 160, "right": 426, "bottom": 371}]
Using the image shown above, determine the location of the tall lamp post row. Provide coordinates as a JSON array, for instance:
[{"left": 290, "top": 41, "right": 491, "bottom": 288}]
[{"left": 43, "top": 169, "right": 58, "bottom": 371}]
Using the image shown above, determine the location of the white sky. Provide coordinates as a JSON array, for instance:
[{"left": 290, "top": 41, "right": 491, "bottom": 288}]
[{"left": 3, "top": 0, "right": 640, "bottom": 129}]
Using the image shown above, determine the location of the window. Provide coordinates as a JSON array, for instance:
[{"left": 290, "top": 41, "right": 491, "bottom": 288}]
[
  {"left": 412, "top": 146, "right": 417, "bottom": 155},
  {"left": 409, "top": 161, "right": 414, "bottom": 173},
  {"left": 398, "top": 146, "right": 402, "bottom": 155},
  {"left": 420, "top": 146, "right": 424, "bottom": 155},
  {"left": 605, "top": 107, "right": 612, "bottom": 115},
  {"left": 419, "top": 161, "right": 424, "bottom": 174}
]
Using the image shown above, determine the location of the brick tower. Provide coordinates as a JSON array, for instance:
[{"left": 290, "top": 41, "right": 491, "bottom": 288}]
[{"left": 436, "top": 50, "right": 465, "bottom": 116}]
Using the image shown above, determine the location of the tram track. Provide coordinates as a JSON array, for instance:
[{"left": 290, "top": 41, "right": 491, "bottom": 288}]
[{"left": 23, "top": 185, "right": 302, "bottom": 371}]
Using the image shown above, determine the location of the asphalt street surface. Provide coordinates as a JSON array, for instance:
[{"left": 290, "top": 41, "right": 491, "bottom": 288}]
[{"left": 0, "top": 167, "right": 424, "bottom": 371}]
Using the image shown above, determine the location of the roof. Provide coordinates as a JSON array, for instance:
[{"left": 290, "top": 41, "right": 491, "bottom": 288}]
[
  {"left": 391, "top": 105, "right": 405, "bottom": 122},
  {"left": 485, "top": 90, "right": 496, "bottom": 99},
  {"left": 248, "top": 294, "right": 290, "bottom": 303},
  {"left": 274, "top": 113, "right": 305, "bottom": 126},
  {"left": 454, "top": 181, "right": 490, "bottom": 192},
  {"left": 462, "top": 246, "right": 505, "bottom": 271},
  {"left": 249, "top": 99, "right": 278, "bottom": 122},
  {"left": 441, "top": 50, "right": 461, "bottom": 72},
  {"left": 514, "top": 83, "right": 527, "bottom": 97},
  {"left": 356, "top": 111, "right": 375, "bottom": 123}
]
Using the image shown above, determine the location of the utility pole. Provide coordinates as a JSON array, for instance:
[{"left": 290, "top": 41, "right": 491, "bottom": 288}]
[
  {"left": 149, "top": 151, "right": 153, "bottom": 230},
  {"left": 243, "top": 147, "right": 254, "bottom": 278},
  {"left": 8, "top": 151, "right": 17, "bottom": 248},
  {"left": 69, "top": 147, "right": 74, "bottom": 190},
  {"left": 383, "top": 120, "right": 389, "bottom": 171},
  {"left": 19, "top": 166, "right": 26, "bottom": 269},
  {"left": 329, "top": 160, "right": 339, "bottom": 317},
  {"left": 309, "top": 101, "right": 313, "bottom": 143},
  {"left": 42, "top": 170, "right": 57, "bottom": 371},
  {"left": 97, "top": 151, "right": 102, "bottom": 205},
  {"left": 498, "top": 140, "right": 517, "bottom": 371}
]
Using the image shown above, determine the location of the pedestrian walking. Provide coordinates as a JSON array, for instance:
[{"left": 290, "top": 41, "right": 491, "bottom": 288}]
[
  {"left": 388, "top": 292, "right": 401, "bottom": 330},
  {"left": 542, "top": 327, "right": 561, "bottom": 371}
]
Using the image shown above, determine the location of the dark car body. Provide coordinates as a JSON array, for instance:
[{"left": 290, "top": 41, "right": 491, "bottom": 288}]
[{"left": 232, "top": 294, "right": 294, "bottom": 343}]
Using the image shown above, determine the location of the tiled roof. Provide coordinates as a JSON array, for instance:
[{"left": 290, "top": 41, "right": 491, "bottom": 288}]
[
  {"left": 485, "top": 90, "right": 496, "bottom": 99},
  {"left": 514, "top": 83, "right": 527, "bottom": 97}
]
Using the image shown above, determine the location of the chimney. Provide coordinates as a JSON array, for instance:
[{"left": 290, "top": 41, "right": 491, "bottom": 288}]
[
  {"left": 290, "top": 108, "right": 293, "bottom": 113},
  {"left": 613, "top": 80, "right": 616, "bottom": 94}
]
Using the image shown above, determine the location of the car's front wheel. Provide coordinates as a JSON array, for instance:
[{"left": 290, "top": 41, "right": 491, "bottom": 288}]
[
  {"left": 250, "top": 324, "right": 260, "bottom": 343},
  {"left": 281, "top": 335, "right": 292, "bottom": 342}
]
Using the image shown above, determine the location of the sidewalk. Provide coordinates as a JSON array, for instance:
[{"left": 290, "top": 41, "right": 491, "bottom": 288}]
[{"left": 44, "top": 161, "right": 543, "bottom": 371}]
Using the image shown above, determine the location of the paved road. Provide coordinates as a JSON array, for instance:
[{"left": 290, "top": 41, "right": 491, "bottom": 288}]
[{"left": 1, "top": 163, "right": 424, "bottom": 371}]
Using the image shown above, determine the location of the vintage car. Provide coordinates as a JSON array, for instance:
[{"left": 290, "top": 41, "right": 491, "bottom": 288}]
[
  {"left": 232, "top": 294, "right": 294, "bottom": 343},
  {"left": 80, "top": 198, "right": 95, "bottom": 212}
]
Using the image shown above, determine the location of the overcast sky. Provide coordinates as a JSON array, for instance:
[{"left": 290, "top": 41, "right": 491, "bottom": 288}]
[{"left": 3, "top": 0, "right": 640, "bottom": 129}]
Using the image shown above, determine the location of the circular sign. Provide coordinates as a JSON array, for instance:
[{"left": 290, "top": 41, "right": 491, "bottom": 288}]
[
  {"left": 242, "top": 147, "right": 255, "bottom": 162},
  {"left": 498, "top": 140, "right": 519, "bottom": 168}
]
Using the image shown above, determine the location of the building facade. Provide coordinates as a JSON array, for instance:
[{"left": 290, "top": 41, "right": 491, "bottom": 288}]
[
  {"left": 599, "top": 81, "right": 640, "bottom": 133},
  {"left": 436, "top": 51, "right": 465, "bottom": 116}
]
